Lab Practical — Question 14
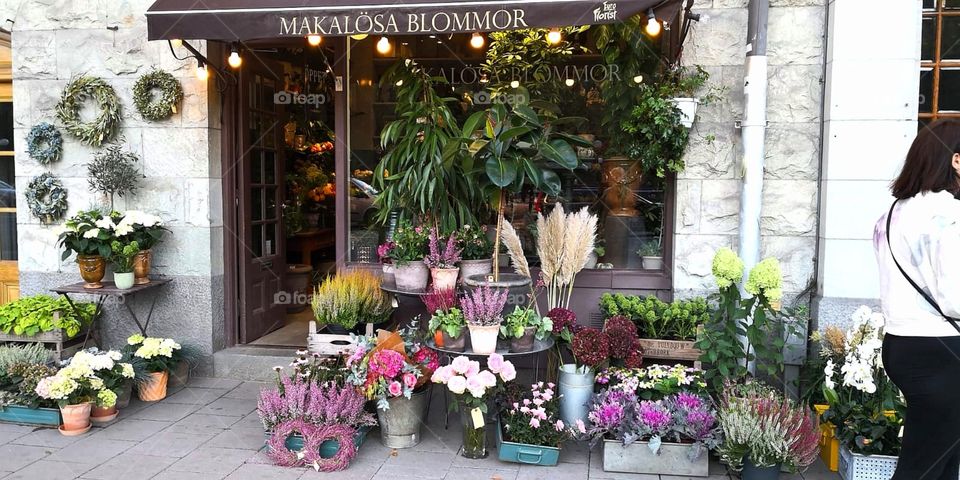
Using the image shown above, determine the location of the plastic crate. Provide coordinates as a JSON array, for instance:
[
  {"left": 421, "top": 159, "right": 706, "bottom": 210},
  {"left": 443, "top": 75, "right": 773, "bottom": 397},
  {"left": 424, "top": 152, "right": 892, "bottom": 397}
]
[
  {"left": 839, "top": 445, "right": 897, "bottom": 480},
  {"left": 814, "top": 405, "right": 840, "bottom": 472}
]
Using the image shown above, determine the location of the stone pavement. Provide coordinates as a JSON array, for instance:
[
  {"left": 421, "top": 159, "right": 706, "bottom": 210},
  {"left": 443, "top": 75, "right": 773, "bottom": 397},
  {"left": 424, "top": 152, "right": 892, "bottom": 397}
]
[{"left": 0, "top": 377, "right": 841, "bottom": 480}]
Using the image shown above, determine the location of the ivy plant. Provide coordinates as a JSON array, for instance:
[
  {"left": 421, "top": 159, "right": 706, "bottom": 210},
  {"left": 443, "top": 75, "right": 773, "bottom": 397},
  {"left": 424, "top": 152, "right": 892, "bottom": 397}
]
[{"left": 0, "top": 295, "right": 94, "bottom": 338}]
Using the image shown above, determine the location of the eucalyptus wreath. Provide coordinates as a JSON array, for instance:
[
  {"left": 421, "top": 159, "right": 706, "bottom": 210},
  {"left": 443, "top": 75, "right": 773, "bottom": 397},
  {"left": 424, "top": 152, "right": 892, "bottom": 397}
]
[
  {"left": 55, "top": 76, "right": 122, "bottom": 147},
  {"left": 26, "top": 122, "right": 63, "bottom": 165},
  {"left": 25, "top": 173, "right": 68, "bottom": 224},
  {"left": 133, "top": 69, "right": 183, "bottom": 121}
]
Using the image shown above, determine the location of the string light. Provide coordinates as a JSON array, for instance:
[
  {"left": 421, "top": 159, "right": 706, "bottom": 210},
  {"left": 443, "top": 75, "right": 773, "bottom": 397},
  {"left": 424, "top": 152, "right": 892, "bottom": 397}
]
[
  {"left": 470, "top": 32, "right": 485, "bottom": 49},
  {"left": 510, "top": 80, "right": 520, "bottom": 88},
  {"left": 227, "top": 45, "right": 242, "bottom": 68},
  {"left": 395, "top": 79, "right": 404, "bottom": 87},
  {"left": 479, "top": 73, "right": 489, "bottom": 84},
  {"left": 307, "top": 35, "right": 322, "bottom": 46},
  {"left": 546, "top": 28, "right": 562, "bottom": 45},
  {"left": 350, "top": 34, "right": 369, "bottom": 41},
  {"left": 645, "top": 10, "right": 662, "bottom": 37},
  {"left": 633, "top": 75, "right": 644, "bottom": 84},
  {"left": 170, "top": 39, "right": 182, "bottom": 48},
  {"left": 195, "top": 60, "right": 209, "bottom": 80},
  {"left": 565, "top": 78, "right": 575, "bottom": 87},
  {"left": 376, "top": 36, "right": 392, "bottom": 54}
]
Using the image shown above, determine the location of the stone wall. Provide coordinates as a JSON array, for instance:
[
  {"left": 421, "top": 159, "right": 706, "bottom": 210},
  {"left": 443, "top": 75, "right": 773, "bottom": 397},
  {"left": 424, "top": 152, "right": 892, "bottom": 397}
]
[
  {"left": 674, "top": 0, "right": 826, "bottom": 303},
  {"left": 6, "top": 0, "right": 224, "bottom": 370}
]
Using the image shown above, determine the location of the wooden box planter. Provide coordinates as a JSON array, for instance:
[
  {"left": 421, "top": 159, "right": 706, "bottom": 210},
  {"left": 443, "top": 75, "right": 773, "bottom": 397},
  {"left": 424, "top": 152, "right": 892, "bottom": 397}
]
[
  {"left": 264, "top": 426, "right": 371, "bottom": 458},
  {"left": 839, "top": 445, "right": 898, "bottom": 480},
  {"left": 496, "top": 420, "right": 560, "bottom": 466},
  {"left": 602, "top": 438, "right": 709, "bottom": 477},
  {"left": 0, "top": 323, "right": 88, "bottom": 362},
  {"left": 635, "top": 338, "right": 702, "bottom": 367},
  {"left": 0, "top": 405, "right": 62, "bottom": 426}
]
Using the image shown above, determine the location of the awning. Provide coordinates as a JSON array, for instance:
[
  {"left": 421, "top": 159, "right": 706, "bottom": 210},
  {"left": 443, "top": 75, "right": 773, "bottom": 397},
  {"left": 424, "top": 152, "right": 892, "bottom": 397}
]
[{"left": 146, "top": 0, "right": 681, "bottom": 42}]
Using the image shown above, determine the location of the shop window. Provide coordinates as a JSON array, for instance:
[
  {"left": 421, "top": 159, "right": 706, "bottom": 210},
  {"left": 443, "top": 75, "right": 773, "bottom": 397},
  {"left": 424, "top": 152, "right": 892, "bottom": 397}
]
[
  {"left": 346, "top": 31, "right": 672, "bottom": 273},
  {"left": 920, "top": 1, "right": 960, "bottom": 121}
]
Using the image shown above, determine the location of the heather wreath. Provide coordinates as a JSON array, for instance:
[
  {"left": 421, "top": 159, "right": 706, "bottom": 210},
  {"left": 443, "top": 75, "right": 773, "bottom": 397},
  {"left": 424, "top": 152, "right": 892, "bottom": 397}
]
[{"left": 257, "top": 375, "right": 375, "bottom": 432}]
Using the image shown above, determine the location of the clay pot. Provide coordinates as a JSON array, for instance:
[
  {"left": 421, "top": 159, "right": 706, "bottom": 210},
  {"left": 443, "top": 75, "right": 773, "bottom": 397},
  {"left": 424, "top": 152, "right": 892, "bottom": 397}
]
[
  {"left": 133, "top": 249, "right": 152, "bottom": 285},
  {"left": 430, "top": 267, "right": 459, "bottom": 291},
  {"left": 116, "top": 381, "right": 133, "bottom": 409},
  {"left": 394, "top": 261, "right": 429, "bottom": 291},
  {"left": 114, "top": 272, "right": 135, "bottom": 290},
  {"left": 458, "top": 259, "right": 492, "bottom": 284},
  {"left": 509, "top": 326, "right": 537, "bottom": 353},
  {"left": 78, "top": 255, "right": 106, "bottom": 289},
  {"left": 90, "top": 404, "right": 118, "bottom": 424},
  {"left": 59, "top": 402, "right": 92, "bottom": 434},
  {"left": 441, "top": 330, "right": 466, "bottom": 352},
  {"left": 167, "top": 361, "right": 191, "bottom": 388},
  {"left": 138, "top": 371, "right": 169, "bottom": 402},
  {"left": 601, "top": 157, "right": 642, "bottom": 217},
  {"left": 467, "top": 323, "right": 501, "bottom": 354}
]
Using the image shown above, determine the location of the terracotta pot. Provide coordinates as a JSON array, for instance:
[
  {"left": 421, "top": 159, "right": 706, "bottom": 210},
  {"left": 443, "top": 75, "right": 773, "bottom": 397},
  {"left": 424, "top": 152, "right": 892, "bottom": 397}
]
[
  {"left": 467, "top": 323, "right": 501, "bottom": 354},
  {"left": 138, "top": 371, "right": 169, "bottom": 402},
  {"left": 114, "top": 272, "right": 135, "bottom": 289},
  {"left": 509, "top": 326, "right": 537, "bottom": 353},
  {"left": 601, "top": 157, "right": 642, "bottom": 217},
  {"left": 133, "top": 249, "right": 152, "bottom": 285},
  {"left": 394, "top": 261, "right": 429, "bottom": 291},
  {"left": 430, "top": 267, "right": 459, "bottom": 291},
  {"left": 90, "top": 404, "right": 118, "bottom": 424},
  {"left": 78, "top": 255, "right": 106, "bottom": 289},
  {"left": 458, "top": 259, "right": 492, "bottom": 284},
  {"left": 441, "top": 330, "right": 466, "bottom": 352},
  {"left": 60, "top": 402, "right": 92, "bottom": 432}
]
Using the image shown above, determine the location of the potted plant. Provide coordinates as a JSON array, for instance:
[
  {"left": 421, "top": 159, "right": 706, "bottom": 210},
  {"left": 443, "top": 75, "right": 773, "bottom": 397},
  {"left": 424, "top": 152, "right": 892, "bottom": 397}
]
[
  {"left": 457, "top": 224, "right": 494, "bottom": 283},
  {"left": 423, "top": 228, "right": 461, "bottom": 291},
  {"left": 112, "top": 210, "right": 167, "bottom": 285},
  {"left": 0, "top": 294, "right": 93, "bottom": 339},
  {"left": 637, "top": 239, "right": 663, "bottom": 271},
  {"left": 387, "top": 221, "right": 430, "bottom": 291},
  {"left": 431, "top": 353, "right": 516, "bottom": 459},
  {"left": 0, "top": 352, "right": 61, "bottom": 426},
  {"left": 311, "top": 269, "right": 392, "bottom": 335},
  {"left": 125, "top": 334, "right": 181, "bottom": 401},
  {"left": 377, "top": 241, "right": 395, "bottom": 284},
  {"left": 35, "top": 357, "right": 117, "bottom": 436},
  {"left": 500, "top": 306, "right": 552, "bottom": 353},
  {"left": 64, "top": 349, "right": 134, "bottom": 423},
  {"left": 559, "top": 327, "right": 609, "bottom": 426},
  {"left": 346, "top": 327, "right": 439, "bottom": 449},
  {"left": 717, "top": 381, "right": 820, "bottom": 479},
  {"left": 599, "top": 294, "right": 709, "bottom": 363},
  {"left": 586, "top": 390, "right": 721, "bottom": 476},
  {"left": 109, "top": 239, "right": 139, "bottom": 289},
  {"left": 600, "top": 316, "right": 643, "bottom": 367},
  {"left": 461, "top": 285, "right": 508, "bottom": 355},
  {"left": 585, "top": 242, "right": 605, "bottom": 269},
  {"left": 424, "top": 288, "right": 466, "bottom": 352},
  {"left": 498, "top": 381, "right": 582, "bottom": 466},
  {"left": 57, "top": 210, "right": 113, "bottom": 289},
  {"left": 595, "top": 364, "right": 709, "bottom": 401}
]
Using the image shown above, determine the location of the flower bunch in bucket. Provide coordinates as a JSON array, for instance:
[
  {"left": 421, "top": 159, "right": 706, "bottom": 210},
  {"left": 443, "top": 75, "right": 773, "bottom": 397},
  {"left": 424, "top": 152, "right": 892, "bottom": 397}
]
[{"left": 346, "top": 327, "right": 438, "bottom": 410}]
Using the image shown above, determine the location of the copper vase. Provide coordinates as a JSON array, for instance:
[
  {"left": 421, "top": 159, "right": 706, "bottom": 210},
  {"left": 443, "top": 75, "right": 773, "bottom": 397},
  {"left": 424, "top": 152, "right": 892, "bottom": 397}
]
[
  {"left": 133, "top": 249, "right": 152, "bottom": 285},
  {"left": 601, "top": 157, "right": 642, "bottom": 217},
  {"left": 77, "top": 255, "right": 105, "bottom": 289}
]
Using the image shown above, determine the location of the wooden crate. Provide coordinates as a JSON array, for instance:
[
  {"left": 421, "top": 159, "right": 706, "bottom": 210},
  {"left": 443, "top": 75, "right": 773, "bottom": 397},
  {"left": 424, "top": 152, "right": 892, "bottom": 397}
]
[
  {"left": 0, "top": 405, "right": 61, "bottom": 426},
  {"left": 636, "top": 338, "right": 702, "bottom": 368},
  {"left": 306, "top": 321, "right": 372, "bottom": 356},
  {"left": 0, "top": 313, "right": 88, "bottom": 361}
]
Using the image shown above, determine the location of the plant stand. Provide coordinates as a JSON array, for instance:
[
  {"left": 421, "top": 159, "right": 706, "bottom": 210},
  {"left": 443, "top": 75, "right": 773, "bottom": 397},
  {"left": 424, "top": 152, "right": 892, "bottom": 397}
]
[
  {"left": 0, "top": 316, "right": 89, "bottom": 362},
  {"left": 51, "top": 278, "right": 173, "bottom": 347}
]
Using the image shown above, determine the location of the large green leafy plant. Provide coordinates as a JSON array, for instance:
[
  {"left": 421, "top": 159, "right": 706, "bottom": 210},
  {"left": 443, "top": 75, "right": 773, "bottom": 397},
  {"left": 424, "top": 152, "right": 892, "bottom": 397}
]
[
  {"left": 481, "top": 27, "right": 586, "bottom": 106},
  {"left": 375, "top": 60, "right": 483, "bottom": 231},
  {"left": 57, "top": 209, "right": 113, "bottom": 260},
  {"left": 599, "top": 293, "right": 709, "bottom": 341},
  {"left": 0, "top": 294, "right": 94, "bottom": 338}
]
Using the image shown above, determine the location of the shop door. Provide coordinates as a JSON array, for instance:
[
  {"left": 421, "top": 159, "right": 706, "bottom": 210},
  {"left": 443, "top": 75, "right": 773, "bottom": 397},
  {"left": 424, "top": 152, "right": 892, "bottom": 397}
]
[{"left": 238, "top": 56, "right": 287, "bottom": 343}]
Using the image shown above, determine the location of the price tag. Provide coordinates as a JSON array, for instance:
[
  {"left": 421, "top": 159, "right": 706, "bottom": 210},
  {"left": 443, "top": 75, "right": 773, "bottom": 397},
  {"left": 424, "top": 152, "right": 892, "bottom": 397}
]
[{"left": 470, "top": 407, "right": 485, "bottom": 429}]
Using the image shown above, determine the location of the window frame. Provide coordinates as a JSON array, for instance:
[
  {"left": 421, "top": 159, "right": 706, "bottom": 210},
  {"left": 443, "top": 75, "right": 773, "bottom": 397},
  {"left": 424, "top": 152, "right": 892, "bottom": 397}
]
[{"left": 921, "top": 0, "right": 960, "bottom": 121}]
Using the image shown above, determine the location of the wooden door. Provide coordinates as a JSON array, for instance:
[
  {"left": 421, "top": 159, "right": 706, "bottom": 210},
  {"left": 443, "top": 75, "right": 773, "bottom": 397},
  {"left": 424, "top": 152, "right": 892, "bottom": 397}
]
[
  {"left": 238, "top": 56, "right": 287, "bottom": 343},
  {"left": 0, "top": 31, "right": 18, "bottom": 304}
]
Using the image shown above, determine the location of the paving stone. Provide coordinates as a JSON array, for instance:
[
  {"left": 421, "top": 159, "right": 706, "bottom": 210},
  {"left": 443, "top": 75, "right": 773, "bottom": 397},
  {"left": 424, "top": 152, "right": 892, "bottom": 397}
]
[
  {"left": 153, "top": 470, "right": 227, "bottom": 480},
  {"left": 587, "top": 451, "right": 658, "bottom": 480},
  {"left": 163, "top": 387, "right": 232, "bottom": 405},
  {"left": 303, "top": 462, "right": 380, "bottom": 480},
  {"left": 167, "top": 413, "right": 242, "bottom": 434},
  {"left": 46, "top": 437, "right": 136, "bottom": 465},
  {"left": 205, "top": 427, "right": 269, "bottom": 451},
  {"left": 444, "top": 466, "right": 519, "bottom": 480},
  {"left": 4, "top": 459, "right": 92, "bottom": 480},
  {"left": 224, "top": 463, "right": 303, "bottom": 480},
  {"left": 382, "top": 450, "right": 453, "bottom": 479},
  {"left": 517, "top": 461, "right": 589, "bottom": 480},
  {"left": 0, "top": 443, "right": 50, "bottom": 470},
  {"left": 128, "top": 402, "right": 202, "bottom": 422},
  {"left": 196, "top": 397, "right": 258, "bottom": 417},
  {"left": 126, "top": 430, "right": 215, "bottom": 458},
  {"left": 79, "top": 452, "right": 178, "bottom": 480},
  {"left": 12, "top": 427, "right": 83, "bottom": 448},
  {"left": 234, "top": 413, "right": 267, "bottom": 429},
  {"left": 188, "top": 377, "right": 243, "bottom": 390},
  {"left": 167, "top": 446, "right": 256, "bottom": 475},
  {"left": 560, "top": 440, "right": 591, "bottom": 464},
  {"left": 451, "top": 449, "right": 520, "bottom": 471},
  {"left": 0, "top": 428, "right": 30, "bottom": 445},
  {"left": 223, "top": 382, "right": 268, "bottom": 400},
  {"left": 88, "top": 419, "right": 172, "bottom": 442}
]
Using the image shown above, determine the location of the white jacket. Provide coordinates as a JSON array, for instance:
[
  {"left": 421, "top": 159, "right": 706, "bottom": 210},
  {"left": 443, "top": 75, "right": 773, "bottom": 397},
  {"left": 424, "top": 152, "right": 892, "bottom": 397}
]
[{"left": 874, "top": 190, "right": 960, "bottom": 337}]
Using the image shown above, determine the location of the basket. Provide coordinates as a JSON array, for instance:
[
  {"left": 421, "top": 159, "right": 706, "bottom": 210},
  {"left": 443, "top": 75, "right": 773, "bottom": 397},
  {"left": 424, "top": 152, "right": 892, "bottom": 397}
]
[{"left": 839, "top": 445, "right": 897, "bottom": 480}]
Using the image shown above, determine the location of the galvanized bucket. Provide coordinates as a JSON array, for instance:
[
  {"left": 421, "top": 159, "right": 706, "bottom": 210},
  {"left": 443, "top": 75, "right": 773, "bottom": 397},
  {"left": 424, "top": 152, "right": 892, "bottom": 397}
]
[
  {"left": 558, "top": 364, "right": 595, "bottom": 427},
  {"left": 376, "top": 385, "right": 431, "bottom": 448}
]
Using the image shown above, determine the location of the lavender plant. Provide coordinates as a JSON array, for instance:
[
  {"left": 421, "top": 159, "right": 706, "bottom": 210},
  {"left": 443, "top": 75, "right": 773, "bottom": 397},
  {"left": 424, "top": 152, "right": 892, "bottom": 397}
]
[
  {"left": 423, "top": 228, "right": 461, "bottom": 269},
  {"left": 257, "top": 375, "right": 375, "bottom": 432},
  {"left": 461, "top": 285, "right": 507, "bottom": 326}
]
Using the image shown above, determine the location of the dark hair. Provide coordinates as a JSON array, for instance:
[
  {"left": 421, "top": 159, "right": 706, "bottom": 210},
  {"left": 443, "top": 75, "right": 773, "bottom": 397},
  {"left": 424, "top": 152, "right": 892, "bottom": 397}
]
[{"left": 891, "top": 119, "right": 960, "bottom": 199}]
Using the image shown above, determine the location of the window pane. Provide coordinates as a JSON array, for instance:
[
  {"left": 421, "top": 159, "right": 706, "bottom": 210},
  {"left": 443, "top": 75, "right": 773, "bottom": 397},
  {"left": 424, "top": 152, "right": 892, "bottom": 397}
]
[
  {"left": 0, "top": 103, "right": 12, "bottom": 151},
  {"left": 920, "top": 69, "right": 935, "bottom": 113},
  {"left": 0, "top": 212, "right": 15, "bottom": 261},
  {"left": 945, "top": 0, "right": 960, "bottom": 9},
  {"left": 265, "top": 223, "right": 276, "bottom": 256},
  {"left": 925, "top": 0, "right": 936, "bottom": 9},
  {"left": 922, "top": 17, "right": 937, "bottom": 61},
  {"left": 942, "top": 16, "right": 960, "bottom": 60},
  {"left": 252, "top": 188, "right": 263, "bottom": 221},
  {"left": 251, "top": 224, "right": 263, "bottom": 257},
  {"left": 251, "top": 151, "right": 262, "bottom": 184},
  {"left": 938, "top": 68, "right": 960, "bottom": 111},
  {"left": 265, "top": 187, "right": 277, "bottom": 220}
]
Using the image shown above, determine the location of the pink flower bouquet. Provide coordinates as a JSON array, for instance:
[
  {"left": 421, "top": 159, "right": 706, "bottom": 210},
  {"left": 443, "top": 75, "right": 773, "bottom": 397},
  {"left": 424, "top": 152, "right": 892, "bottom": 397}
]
[
  {"left": 347, "top": 329, "right": 437, "bottom": 410},
  {"left": 431, "top": 353, "right": 516, "bottom": 411}
]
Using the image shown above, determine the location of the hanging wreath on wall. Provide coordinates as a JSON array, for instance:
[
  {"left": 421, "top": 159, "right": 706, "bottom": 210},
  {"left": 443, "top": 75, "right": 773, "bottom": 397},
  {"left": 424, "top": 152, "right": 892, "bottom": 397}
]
[
  {"left": 55, "top": 75, "right": 122, "bottom": 147},
  {"left": 25, "top": 122, "right": 63, "bottom": 165},
  {"left": 25, "top": 173, "right": 68, "bottom": 224},
  {"left": 133, "top": 69, "right": 183, "bottom": 121}
]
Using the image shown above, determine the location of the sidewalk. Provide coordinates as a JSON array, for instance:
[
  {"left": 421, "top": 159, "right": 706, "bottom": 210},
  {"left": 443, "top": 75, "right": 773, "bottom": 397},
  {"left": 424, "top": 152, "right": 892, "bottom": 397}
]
[{"left": 0, "top": 377, "right": 841, "bottom": 480}]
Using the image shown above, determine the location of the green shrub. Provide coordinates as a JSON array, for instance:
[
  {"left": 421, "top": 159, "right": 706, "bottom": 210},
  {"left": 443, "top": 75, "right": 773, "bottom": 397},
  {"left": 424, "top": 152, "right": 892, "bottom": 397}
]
[
  {"left": 598, "top": 293, "right": 709, "bottom": 341},
  {"left": 0, "top": 295, "right": 94, "bottom": 338},
  {"left": 0, "top": 344, "right": 50, "bottom": 372}
]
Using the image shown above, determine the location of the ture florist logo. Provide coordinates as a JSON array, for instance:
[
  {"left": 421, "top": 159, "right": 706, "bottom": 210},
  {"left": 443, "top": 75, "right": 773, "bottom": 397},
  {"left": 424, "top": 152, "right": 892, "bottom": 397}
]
[{"left": 594, "top": 2, "right": 618, "bottom": 22}]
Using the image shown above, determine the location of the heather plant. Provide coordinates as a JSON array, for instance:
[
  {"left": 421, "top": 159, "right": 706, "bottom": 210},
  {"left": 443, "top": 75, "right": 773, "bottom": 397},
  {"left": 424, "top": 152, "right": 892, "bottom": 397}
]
[
  {"left": 312, "top": 270, "right": 392, "bottom": 330},
  {"left": 423, "top": 228, "right": 461, "bottom": 269},
  {"left": 460, "top": 285, "right": 507, "bottom": 326},
  {"left": 0, "top": 344, "right": 50, "bottom": 372},
  {"left": 257, "top": 375, "right": 375, "bottom": 432},
  {"left": 423, "top": 288, "right": 458, "bottom": 314},
  {"left": 425, "top": 288, "right": 466, "bottom": 338}
]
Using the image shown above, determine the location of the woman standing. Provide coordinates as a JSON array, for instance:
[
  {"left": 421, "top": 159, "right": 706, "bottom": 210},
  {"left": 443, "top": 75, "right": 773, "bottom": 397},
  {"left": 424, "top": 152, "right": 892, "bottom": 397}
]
[{"left": 875, "top": 119, "right": 960, "bottom": 480}]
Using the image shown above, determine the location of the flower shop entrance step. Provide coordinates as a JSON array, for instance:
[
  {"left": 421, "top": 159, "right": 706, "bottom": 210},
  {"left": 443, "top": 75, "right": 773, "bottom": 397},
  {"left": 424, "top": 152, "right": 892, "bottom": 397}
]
[{"left": 213, "top": 346, "right": 301, "bottom": 381}]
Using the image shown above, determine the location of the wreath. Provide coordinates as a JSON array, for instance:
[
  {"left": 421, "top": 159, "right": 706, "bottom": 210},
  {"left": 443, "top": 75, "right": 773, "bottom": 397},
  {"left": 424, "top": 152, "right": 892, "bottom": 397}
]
[
  {"left": 55, "top": 76, "right": 122, "bottom": 147},
  {"left": 266, "top": 420, "right": 358, "bottom": 472},
  {"left": 25, "top": 173, "right": 68, "bottom": 224},
  {"left": 133, "top": 69, "right": 183, "bottom": 121},
  {"left": 26, "top": 122, "right": 63, "bottom": 165}
]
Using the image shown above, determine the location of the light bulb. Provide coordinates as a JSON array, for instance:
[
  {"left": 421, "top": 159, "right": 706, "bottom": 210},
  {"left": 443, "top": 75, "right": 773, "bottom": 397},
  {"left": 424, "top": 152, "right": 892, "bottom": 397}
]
[
  {"left": 546, "top": 28, "right": 562, "bottom": 45},
  {"left": 227, "top": 48, "right": 242, "bottom": 69},
  {"left": 470, "top": 32, "right": 485, "bottom": 49},
  {"left": 350, "top": 34, "right": 369, "bottom": 41},
  {"left": 565, "top": 78, "right": 575, "bottom": 87},
  {"left": 645, "top": 11, "right": 661, "bottom": 37},
  {"left": 480, "top": 73, "right": 489, "bottom": 84},
  {"left": 510, "top": 80, "right": 520, "bottom": 89},
  {"left": 376, "top": 36, "right": 392, "bottom": 54},
  {"left": 307, "top": 35, "right": 322, "bottom": 46},
  {"left": 633, "top": 75, "right": 644, "bottom": 84},
  {"left": 170, "top": 39, "right": 182, "bottom": 48},
  {"left": 395, "top": 79, "right": 403, "bottom": 87},
  {"left": 195, "top": 62, "right": 209, "bottom": 80}
]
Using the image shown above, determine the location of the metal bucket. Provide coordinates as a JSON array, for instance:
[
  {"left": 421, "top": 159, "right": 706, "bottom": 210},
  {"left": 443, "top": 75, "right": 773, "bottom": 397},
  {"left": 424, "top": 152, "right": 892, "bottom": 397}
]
[
  {"left": 376, "top": 385, "right": 431, "bottom": 448},
  {"left": 558, "top": 364, "right": 595, "bottom": 427}
]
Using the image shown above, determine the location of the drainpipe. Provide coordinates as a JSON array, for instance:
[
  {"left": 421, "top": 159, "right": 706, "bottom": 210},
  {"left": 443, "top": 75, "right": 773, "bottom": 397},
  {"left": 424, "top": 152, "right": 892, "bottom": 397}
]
[{"left": 738, "top": 0, "right": 769, "bottom": 279}]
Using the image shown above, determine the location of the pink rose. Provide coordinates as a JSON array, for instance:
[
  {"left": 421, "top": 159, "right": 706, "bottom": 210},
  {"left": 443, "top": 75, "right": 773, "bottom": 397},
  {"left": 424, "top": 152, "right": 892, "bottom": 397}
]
[
  {"left": 388, "top": 381, "right": 403, "bottom": 397},
  {"left": 487, "top": 353, "right": 505, "bottom": 374},
  {"left": 499, "top": 362, "right": 517, "bottom": 382},
  {"left": 466, "top": 375, "right": 486, "bottom": 399},
  {"left": 448, "top": 375, "right": 467, "bottom": 394},
  {"left": 403, "top": 373, "right": 418, "bottom": 389},
  {"left": 431, "top": 365, "right": 452, "bottom": 384},
  {"left": 476, "top": 370, "right": 497, "bottom": 388},
  {"left": 464, "top": 360, "right": 481, "bottom": 378},
  {"left": 451, "top": 356, "right": 471, "bottom": 375}
]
